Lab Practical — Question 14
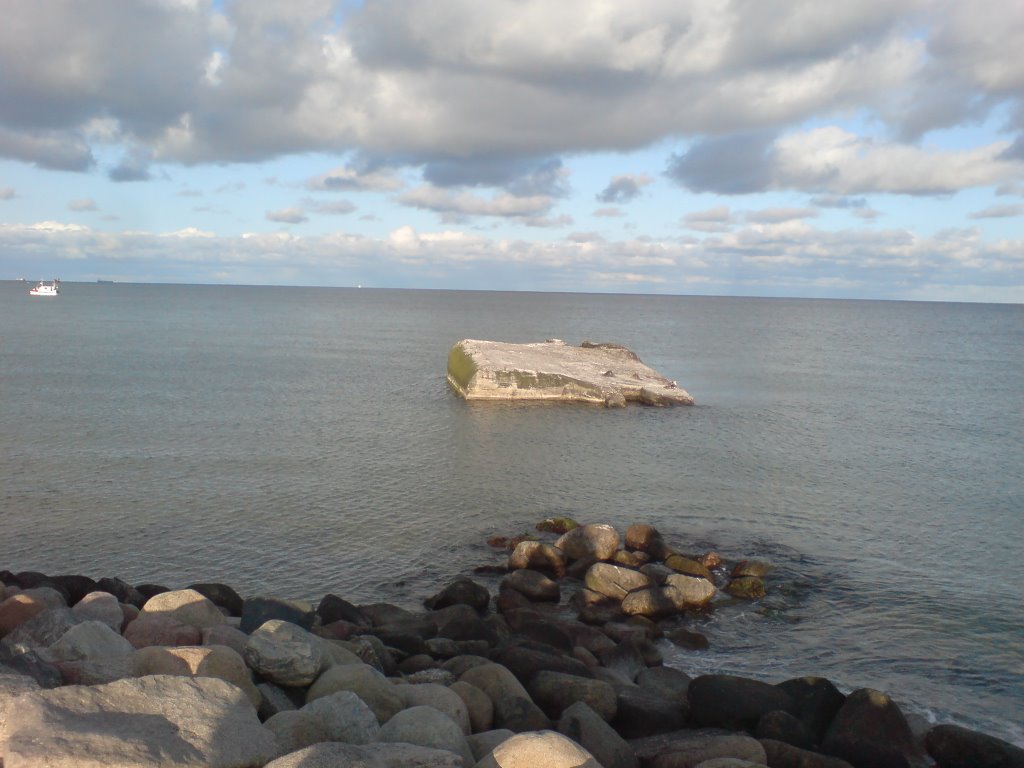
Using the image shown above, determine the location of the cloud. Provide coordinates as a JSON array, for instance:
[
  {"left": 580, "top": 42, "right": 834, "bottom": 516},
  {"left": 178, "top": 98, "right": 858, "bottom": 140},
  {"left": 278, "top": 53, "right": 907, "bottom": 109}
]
[
  {"left": 0, "top": 127, "right": 94, "bottom": 171},
  {"left": 969, "top": 204, "right": 1024, "bottom": 219},
  {"left": 0, "top": 187, "right": 14, "bottom": 200},
  {"left": 745, "top": 207, "right": 818, "bottom": 224},
  {"left": 669, "top": 126, "right": 1024, "bottom": 195},
  {"left": 596, "top": 174, "right": 653, "bottom": 204},
  {"left": 265, "top": 207, "right": 308, "bottom": 224},
  {"left": 594, "top": 207, "right": 624, "bottom": 218},
  {"left": 306, "top": 166, "right": 405, "bottom": 192},
  {"left": 109, "top": 150, "right": 153, "bottom": 182},
  {"left": 68, "top": 198, "right": 97, "bottom": 212},
  {"left": 307, "top": 199, "right": 357, "bottom": 215},
  {"left": 398, "top": 185, "right": 556, "bottom": 222},
  {"left": 682, "top": 205, "right": 735, "bottom": 233}
]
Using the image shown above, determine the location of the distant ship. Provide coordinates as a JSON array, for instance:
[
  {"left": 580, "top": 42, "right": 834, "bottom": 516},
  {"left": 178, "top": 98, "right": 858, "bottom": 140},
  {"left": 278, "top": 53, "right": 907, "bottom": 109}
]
[{"left": 29, "top": 279, "right": 60, "bottom": 297}]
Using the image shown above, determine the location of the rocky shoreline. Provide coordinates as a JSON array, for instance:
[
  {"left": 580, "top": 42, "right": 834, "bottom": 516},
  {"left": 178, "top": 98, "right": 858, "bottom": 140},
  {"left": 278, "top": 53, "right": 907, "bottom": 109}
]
[{"left": 2, "top": 519, "right": 1021, "bottom": 768}]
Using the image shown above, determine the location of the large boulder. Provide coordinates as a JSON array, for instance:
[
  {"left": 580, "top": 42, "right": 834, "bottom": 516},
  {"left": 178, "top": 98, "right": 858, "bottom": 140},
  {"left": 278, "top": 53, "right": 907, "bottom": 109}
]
[
  {"left": 611, "top": 686, "right": 687, "bottom": 738},
  {"left": 664, "top": 555, "right": 713, "bottom": 581},
  {"left": 500, "top": 570, "right": 560, "bottom": 602},
  {"left": 555, "top": 524, "right": 622, "bottom": 562},
  {"left": 426, "top": 577, "right": 492, "bottom": 612},
  {"left": 137, "top": 589, "right": 226, "bottom": 630},
  {"left": 188, "top": 582, "right": 244, "bottom": 617},
  {"left": 508, "top": 542, "right": 567, "bottom": 577},
  {"left": 559, "top": 700, "right": 638, "bottom": 768},
  {"left": 244, "top": 619, "right": 325, "bottom": 687},
  {"left": 624, "top": 525, "right": 672, "bottom": 560},
  {"left": 585, "top": 563, "right": 652, "bottom": 601},
  {"left": 70, "top": 591, "right": 125, "bottom": 632},
  {"left": 124, "top": 613, "right": 203, "bottom": 649},
  {"left": 1, "top": 607, "right": 81, "bottom": 655},
  {"left": 620, "top": 587, "right": 678, "bottom": 619},
  {"left": 775, "top": 676, "right": 846, "bottom": 745},
  {"left": 629, "top": 729, "right": 767, "bottom": 767},
  {"left": 528, "top": 670, "right": 617, "bottom": 721},
  {"left": 760, "top": 739, "right": 854, "bottom": 768},
  {"left": 451, "top": 680, "right": 494, "bottom": 733},
  {"left": 379, "top": 705, "right": 475, "bottom": 766},
  {"left": 44, "top": 620, "right": 134, "bottom": 662},
  {"left": 663, "top": 574, "right": 716, "bottom": 610},
  {"left": 0, "top": 592, "right": 62, "bottom": 638},
  {"left": 821, "top": 688, "right": 920, "bottom": 768},
  {"left": 0, "top": 672, "right": 42, "bottom": 753},
  {"left": 317, "top": 593, "right": 368, "bottom": 626},
  {"left": 397, "top": 682, "right": 473, "bottom": 734},
  {"left": 306, "top": 662, "right": 403, "bottom": 723},
  {"left": 473, "top": 729, "right": 603, "bottom": 768},
  {"left": 924, "top": 723, "right": 1024, "bottom": 768},
  {"left": 132, "top": 644, "right": 261, "bottom": 707},
  {"left": 239, "top": 597, "right": 316, "bottom": 634},
  {"left": 3, "top": 675, "right": 279, "bottom": 768},
  {"left": 302, "top": 689, "right": 381, "bottom": 744},
  {"left": 688, "top": 674, "right": 799, "bottom": 731},
  {"left": 263, "top": 741, "right": 463, "bottom": 768},
  {"left": 264, "top": 710, "right": 330, "bottom": 754}
]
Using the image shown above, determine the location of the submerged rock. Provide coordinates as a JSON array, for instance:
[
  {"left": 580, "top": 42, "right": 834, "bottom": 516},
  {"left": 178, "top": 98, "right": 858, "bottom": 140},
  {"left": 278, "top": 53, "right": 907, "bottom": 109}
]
[{"left": 447, "top": 339, "right": 694, "bottom": 406}]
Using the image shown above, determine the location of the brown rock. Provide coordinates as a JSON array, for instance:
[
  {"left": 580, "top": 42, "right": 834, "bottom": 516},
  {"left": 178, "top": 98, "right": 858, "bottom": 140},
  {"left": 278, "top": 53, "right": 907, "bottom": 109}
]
[{"left": 123, "top": 613, "right": 203, "bottom": 649}]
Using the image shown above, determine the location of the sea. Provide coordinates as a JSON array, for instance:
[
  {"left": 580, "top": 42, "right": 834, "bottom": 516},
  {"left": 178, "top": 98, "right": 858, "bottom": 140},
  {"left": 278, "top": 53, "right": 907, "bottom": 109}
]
[{"left": 1, "top": 281, "right": 1022, "bottom": 745}]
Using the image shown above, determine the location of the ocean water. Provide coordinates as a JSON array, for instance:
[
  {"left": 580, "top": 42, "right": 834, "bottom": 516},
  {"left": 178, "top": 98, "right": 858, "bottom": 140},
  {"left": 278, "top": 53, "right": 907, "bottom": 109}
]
[{"left": 1, "top": 281, "right": 1022, "bottom": 744}]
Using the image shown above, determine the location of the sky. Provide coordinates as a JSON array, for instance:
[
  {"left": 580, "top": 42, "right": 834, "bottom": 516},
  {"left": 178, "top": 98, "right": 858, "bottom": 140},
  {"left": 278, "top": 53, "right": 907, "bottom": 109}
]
[{"left": 1, "top": 0, "right": 1023, "bottom": 301}]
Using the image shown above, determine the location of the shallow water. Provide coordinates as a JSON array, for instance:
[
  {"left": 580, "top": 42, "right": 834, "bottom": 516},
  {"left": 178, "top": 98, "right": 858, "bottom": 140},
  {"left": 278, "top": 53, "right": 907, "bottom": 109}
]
[{"left": 1, "top": 282, "right": 1021, "bottom": 743}]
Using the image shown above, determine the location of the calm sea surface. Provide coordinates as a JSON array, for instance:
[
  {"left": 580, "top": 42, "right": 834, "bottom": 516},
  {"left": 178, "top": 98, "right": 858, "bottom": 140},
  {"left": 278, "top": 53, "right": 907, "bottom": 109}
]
[{"left": 2, "top": 281, "right": 1022, "bottom": 743}]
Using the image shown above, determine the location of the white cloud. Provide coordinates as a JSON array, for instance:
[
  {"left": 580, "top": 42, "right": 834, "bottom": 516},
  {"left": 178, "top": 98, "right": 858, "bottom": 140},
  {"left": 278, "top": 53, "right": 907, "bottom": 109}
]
[
  {"left": 745, "top": 207, "right": 818, "bottom": 224},
  {"left": 682, "top": 205, "right": 735, "bottom": 232},
  {"left": 68, "top": 198, "right": 97, "bottom": 212},
  {"left": 969, "top": 204, "right": 1024, "bottom": 219},
  {"left": 398, "top": 185, "right": 556, "bottom": 221},
  {"left": 596, "top": 174, "right": 653, "bottom": 204},
  {"left": 0, "top": 187, "right": 15, "bottom": 200},
  {"left": 265, "top": 207, "right": 308, "bottom": 224},
  {"left": 306, "top": 166, "right": 405, "bottom": 192}
]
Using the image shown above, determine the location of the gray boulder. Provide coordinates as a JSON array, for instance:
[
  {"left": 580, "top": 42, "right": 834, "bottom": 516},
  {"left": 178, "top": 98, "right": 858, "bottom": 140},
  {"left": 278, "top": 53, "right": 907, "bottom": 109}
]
[
  {"left": 0, "top": 672, "right": 41, "bottom": 754},
  {"left": 629, "top": 729, "right": 767, "bottom": 767},
  {"left": 137, "top": 588, "right": 226, "bottom": 630},
  {"left": 925, "top": 723, "right": 1024, "bottom": 768},
  {"left": 556, "top": 524, "right": 621, "bottom": 562},
  {"left": 302, "top": 689, "right": 381, "bottom": 744},
  {"left": 397, "top": 682, "right": 472, "bottom": 734},
  {"left": 1, "top": 607, "right": 81, "bottom": 655},
  {"left": 508, "top": 542, "right": 567, "bottom": 576},
  {"left": 306, "top": 662, "right": 403, "bottom": 723},
  {"left": 559, "top": 700, "right": 638, "bottom": 768},
  {"left": 240, "top": 596, "right": 316, "bottom": 634},
  {"left": 468, "top": 730, "right": 515, "bottom": 761},
  {"left": 264, "top": 741, "right": 464, "bottom": 768},
  {"left": 71, "top": 591, "right": 124, "bottom": 632},
  {"left": 379, "top": 705, "right": 474, "bottom": 767},
  {"left": 528, "top": 670, "right": 617, "bottom": 721},
  {"left": 663, "top": 573, "right": 717, "bottom": 610},
  {"left": 3, "top": 674, "right": 279, "bottom": 768},
  {"left": 585, "top": 563, "right": 652, "bottom": 601},
  {"left": 451, "top": 680, "right": 494, "bottom": 734},
  {"left": 821, "top": 688, "right": 921, "bottom": 767},
  {"left": 264, "top": 709, "right": 330, "bottom": 753},
  {"left": 636, "top": 666, "right": 691, "bottom": 705},
  {"left": 44, "top": 619, "right": 134, "bottom": 662},
  {"left": 458, "top": 662, "right": 531, "bottom": 703},
  {"left": 500, "top": 570, "right": 560, "bottom": 602},
  {"left": 688, "top": 674, "right": 798, "bottom": 731},
  {"left": 244, "top": 619, "right": 325, "bottom": 687}
]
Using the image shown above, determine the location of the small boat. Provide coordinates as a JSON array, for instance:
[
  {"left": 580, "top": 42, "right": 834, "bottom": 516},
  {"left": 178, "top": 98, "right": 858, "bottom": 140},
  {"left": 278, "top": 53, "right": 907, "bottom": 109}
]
[{"left": 29, "top": 279, "right": 60, "bottom": 297}]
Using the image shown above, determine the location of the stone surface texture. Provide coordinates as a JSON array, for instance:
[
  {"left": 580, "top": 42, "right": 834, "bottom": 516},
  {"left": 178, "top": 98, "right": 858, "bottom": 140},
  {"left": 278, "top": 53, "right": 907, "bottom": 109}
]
[
  {"left": 448, "top": 339, "right": 693, "bottom": 406},
  {"left": 472, "top": 729, "right": 603, "bottom": 767}
]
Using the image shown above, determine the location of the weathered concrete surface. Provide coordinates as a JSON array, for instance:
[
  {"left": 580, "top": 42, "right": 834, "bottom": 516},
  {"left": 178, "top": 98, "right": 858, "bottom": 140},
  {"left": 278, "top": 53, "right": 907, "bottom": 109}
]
[{"left": 447, "top": 339, "right": 694, "bottom": 407}]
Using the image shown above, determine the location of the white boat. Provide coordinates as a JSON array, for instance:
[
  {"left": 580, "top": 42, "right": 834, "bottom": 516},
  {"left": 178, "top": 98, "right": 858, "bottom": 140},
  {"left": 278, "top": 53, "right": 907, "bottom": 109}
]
[{"left": 29, "top": 279, "right": 60, "bottom": 297}]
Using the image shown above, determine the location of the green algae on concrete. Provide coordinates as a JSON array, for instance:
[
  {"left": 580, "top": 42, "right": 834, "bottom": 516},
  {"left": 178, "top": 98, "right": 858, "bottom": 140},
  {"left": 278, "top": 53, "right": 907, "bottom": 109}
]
[{"left": 447, "top": 338, "right": 694, "bottom": 407}]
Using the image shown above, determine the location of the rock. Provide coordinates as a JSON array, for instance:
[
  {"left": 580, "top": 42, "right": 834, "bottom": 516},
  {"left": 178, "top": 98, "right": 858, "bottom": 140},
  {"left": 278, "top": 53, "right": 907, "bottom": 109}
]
[
  {"left": 258, "top": 681, "right": 299, "bottom": 720},
  {"left": 303, "top": 689, "right": 381, "bottom": 744},
  {"left": 755, "top": 710, "right": 815, "bottom": 750},
  {"left": 493, "top": 695, "right": 553, "bottom": 733},
  {"left": 585, "top": 563, "right": 652, "bottom": 601},
  {"left": 473, "top": 729, "right": 604, "bottom": 768},
  {"left": 188, "top": 582, "right": 244, "bottom": 617},
  {"left": 556, "top": 524, "right": 622, "bottom": 562},
  {"left": 55, "top": 654, "right": 136, "bottom": 685},
  {"left": 725, "top": 577, "right": 766, "bottom": 599},
  {"left": 306, "top": 662, "right": 403, "bottom": 723},
  {"left": 612, "top": 686, "right": 687, "bottom": 738},
  {"left": 379, "top": 705, "right": 475, "bottom": 766},
  {"left": 509, "top": 616, "right": 573, "bottom": 653},
  {"left": 138, "top": 588, "right": 227, "bottom": 630},
  {"left": 664, "top": 574, "right": 717, "bottom": 610},
  {"left": 492, "top": 643, "right": 593, "bottom": 684},
  {"left": 500, "top": 570, "right": 561, "bottom": 602},
  {"left": 317, "top": 593, "right": 368, "bottom": 626},
  {"left": 621, "top": 587, "right": 679, "bottom": 619},
  {"left": 240, "top": 596, "right": 316, "bottom": 634},
  {"left": 666, "top": 627, "right": 710, "bottom": 650},
  {"left": 1, "top": 606, "right": 81, "bottom": 654},
  {"left": 448, "top": 338, "right": 694, "bottom": 406},
  {"left": 598, "top": 640, "right": 648, "bottom": 684},
  {"left": 443, "top": 654, "right": 492, "bottom": 678},
  {"left": 47, "top": 574, "right": 99, "bottom": 606},
  {"left": 821, "top": 688, "right": 919, "bottom": 768},
  {"left": 0, "top": 592, "right": 61, "bottom": 638},
  {"left": 0, "top": 649, "right": 63, "bottom": 688},
  {"left": 924, "top": 723, "right": 1024, "bottom": 768},
  {"left": 636, "top": 666, "right": 691, "bottom": 705},
  {"left": 44, "top": 619, "right": 134, "bottom": 662},
  {"left": 202, "top": 624, "right": 250, "bottom": 656},
  {"left": 624, "top": 524, "right": 670, "bottom": 558},
  {"left": 459, "top": 662, "right": 532, "bottom": 702},
  {"left": 96, "top": 577, "right": 146, "bottom": 609},
  {"left": 775, "top": 677, "right": 846, "bottom": 745},
  {"left": 613, "top": 551, "right": 650, "bottom": 568},
  {"left": 629, "top": 729, "right": 768, "bottom": 768},
  {"left": 397, "top": 682, "right": 472, "bottom": 734},
  {"left": 135, "top": 583, "right": 171, "bottom": 600},
  {"left": 452, "top": 680, "right": 494, "bottom": 733},
  {"left": 406, "top": 668, "right": 457, "bottom": 686},
  {"left": 469, "top": 730, "right": 516, "bottom": 761},
  {"left": 3, "top": 675, "right": 279, "bottom": 768},
  {"left": 70, "top": 591, "right": 124, "bottom": 632},
  {"left": 263, "top": 741, "right": 462, "bottom": 768},
  {"left": 536, "top": 518, "right": 579, "bottom": 534},
  {"left": 528, "top": 670, "right": 617, "bottom": 721},
  {"left": 664, "top": 555, "right": 714, "bottom": 581},
  {"left": 0, "top": 672, "right": 41, "bottom": 752},
  {"left": 508, "top": 542, "right": 567, "bottom": 577},
  {"left": 244, "top": 618, "right": 326, "bottom": 687},
  {"left": 559, "top": 700, "right": 638, "bottom": 768},
  {"left": 689, "top": 675, "right": 799, "bottom": 731},
  {"left": 433, "top": 603, "right": 499, "bottom": 644},
  {"left": 732, "top": 561, "right": 773, "bottom": 578},
  {"left": 760, "top": 739, "right": 855, "bottom": 768},
  {"left": 426, "top": 577, "right": 492, "bottom": 612},
  {"left": 133, "top": 644, "right": 261, "bottom": 707},
  {"left": 124, "top": 613, "right": 203, "bottom": 648},
  {"left": 265, "top": 709, "right": 330, "bottom": 753}
]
